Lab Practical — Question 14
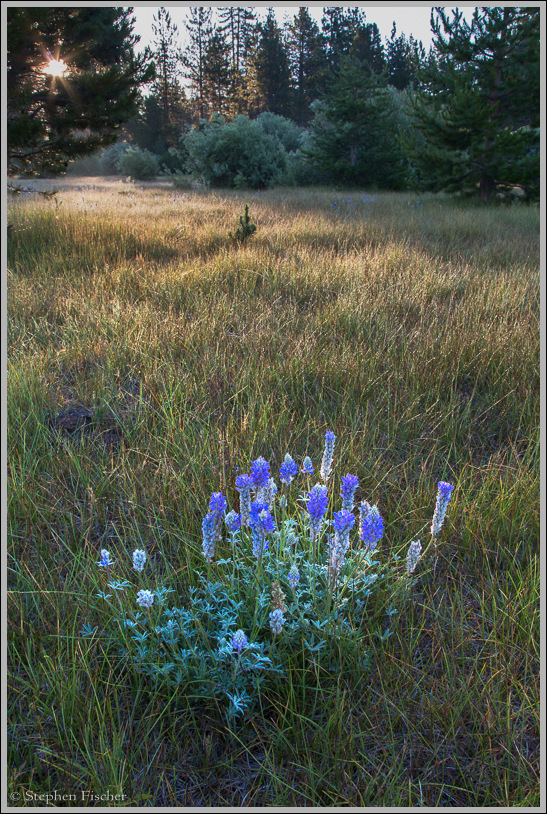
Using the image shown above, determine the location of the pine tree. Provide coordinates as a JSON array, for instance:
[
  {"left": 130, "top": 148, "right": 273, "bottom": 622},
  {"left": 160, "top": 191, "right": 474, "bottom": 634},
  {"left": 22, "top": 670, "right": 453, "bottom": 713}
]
[
  {"left": 202, "top": 25, "right": 232, "bottom": 115},
  {"left": 151, "top": 8, "right": 186, "bottom": 147},
  {"left": 7, "top": 6, "right": 153, "bottom": 175},
  {"left": 183, "top": 7, "right": 212, "bottom": 121},
  {"left": 217, "top": 7, "right": 256, "bottom": 77},
  {"left": 385, "top": 24, "right": 422, "bottom": 90},
  {"left": 217, "top": 7, "right": 257, "bottom": 115},
  {"left": 406, "top": 7, "right": 540, "bottom": 201},
  {"left": 306, "top": 56, "right": 406, "bottom": 188},
  {"left": 321, "top": 7, "right": 366, "bottom": 76},
  {"left": 285, "top": 8, "right": 329, "bottom": 125},
  {"left": 350, "top": 22, "right": 385, "bottom": 75},
  {"left": 249, "top": 10, "right": 292, "bottom": 118}
]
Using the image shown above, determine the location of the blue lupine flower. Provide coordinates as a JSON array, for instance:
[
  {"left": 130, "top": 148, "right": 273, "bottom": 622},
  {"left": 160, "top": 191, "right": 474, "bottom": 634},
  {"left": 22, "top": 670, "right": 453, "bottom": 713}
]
[
  {"left": 301, "top": 456, "right": 314, "bottom": 475},
  {"left": 320, "top": 430, "right": 336, "bottom": 482},
  {"left": 249, "top": 501, "right": 276, "bottom": 536},
  {"left": 98, "top": 549, "right": 113, "bottom": 568},
  {"left": 331, "top": 510, "right": 356, "bottom": 573},
  {"left": 264, "top": 477, "right": 278, "bottom": 508},
  {"left": 359, "top": 501, "right": 384, "bottom": 550},
  {"left": 235, "top": 474, "right": 252, "bottom": 492},
  {"left": 225, "top": 510, "right": 242, "bottom": 533},
  {"left": 406, "top": 540, "right": 422, "bottom": 574},
  {"left": 306, "top": 483, "right": 329, "bottom": 543},
  {"left": 279, "top": 453, "right": 298, "bottom": 485},
  {"left": 236, "top": 474, "right": 252, "bottom": 527},
  {"left": 328, "top": 534, "right": 346, "bottom": 584},
  {"left": 269, "top": 608, "right": 285, "bottom": 635},
  {"left": 340, "top": 474, "right": 359, "bottom": 511},
  {"left": 136, "top": 589, "right": 154, "bottom": 608},
  {"left": 250, "top": 457, "right": 270, "bottom": 489},
  {"left": 431, "top": 481, "right": 454, "bottom": 536},
  {"left": 306, "top": 484, "right": 329, "bottom": 519},
  {"left": 209, "top": 491, "right": 227, "bottom": 516},
  {"left": 287, "top": 563, "right": 300, "bottom": 590},
  {"left": 332, "top": 509, "right": 356, "bottom": 535},
  {"left": 202, "top": 512, "right": 218, "bottom": 562},
  {"left": 132, "top": 549, "right": 147, "bottom": 572},
  {"left": 251, "top": 527, "right": 269, "bottom": 558},
  {"left": 232, "top": 629, "right": 248, "bottom": 655}
]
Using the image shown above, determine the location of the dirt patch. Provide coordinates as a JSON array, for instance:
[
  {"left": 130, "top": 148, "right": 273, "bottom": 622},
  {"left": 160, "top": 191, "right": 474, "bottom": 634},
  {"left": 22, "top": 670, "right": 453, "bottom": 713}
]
[{"left": 49, "top": 405, "right": 123, "bottom": 450}]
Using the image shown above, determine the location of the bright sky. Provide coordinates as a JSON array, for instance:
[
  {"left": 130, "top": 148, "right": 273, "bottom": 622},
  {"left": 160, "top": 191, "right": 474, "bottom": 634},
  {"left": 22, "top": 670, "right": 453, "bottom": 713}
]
[{"left": 129, "top": 3, "right": 477, "bottom": 53}]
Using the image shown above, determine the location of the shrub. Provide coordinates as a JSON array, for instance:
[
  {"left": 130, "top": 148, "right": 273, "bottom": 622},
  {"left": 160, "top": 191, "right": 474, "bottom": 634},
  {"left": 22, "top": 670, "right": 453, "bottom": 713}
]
[
  {"left": 159, "top": 146, "right": 188, "bottom": 175},
  {"left": 255, "top": 112, "right": 304, "bottom": 153},
  {"left": 116, "top": 146, "right": 160, "bottom": 181},
  {"left": 100, "top": 141, "right": 131, "bottom": 175},
  {"left": 278, "top": 143, "right": 329, "bottom": 187},
  {"left": 183, "top": 115, "right": 287, "bottom": 189},
  {"left": 85, "top": 431, "right": 454, "bottom": 726}
]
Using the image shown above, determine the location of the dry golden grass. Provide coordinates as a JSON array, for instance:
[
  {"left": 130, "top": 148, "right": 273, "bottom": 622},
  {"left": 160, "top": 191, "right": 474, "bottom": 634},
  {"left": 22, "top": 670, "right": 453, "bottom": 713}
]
[{"left": 7, "top": 179, "right": 539, "bottom": 806}]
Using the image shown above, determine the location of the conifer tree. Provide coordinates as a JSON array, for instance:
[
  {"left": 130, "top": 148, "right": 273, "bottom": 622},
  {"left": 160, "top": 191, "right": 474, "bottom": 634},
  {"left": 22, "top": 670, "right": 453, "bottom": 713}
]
[
  {"left": 217, "top": 7, "right": 257, "bottom": 115},
  {"left": 203, "top": 26, "right": 232, "bottom": 115},
  {"left": 406, "top": 7, "right": 540, "bottom": 201},
  {"left": 183, "top": 6, "right": 212, "bottom": 120},
  {"left": 306, "top": 56, "right": 406, "bottom": 188},
  {"left": 7, "top": 6, "right": 153, "bottom": 175},
  {"left": 151, "top": 8, "right": 186, "bottom": 147},
  {"left": 385, "top": 24, "right": 422, "bottom": 90},
  {"left": 286, "top": 8, "right": 329, "bottom": 125},
  {"left": 218, "top": 7, "right": 256, "bottom": 78},
  {"left": 350, "top": 22, "right": 385, "bottom": 75},
  {"left": 250, "top": 10, "right": 292, "bottom": 118},
  {"left": 321, "top": 7, "right": 366, "bottom": 76}
]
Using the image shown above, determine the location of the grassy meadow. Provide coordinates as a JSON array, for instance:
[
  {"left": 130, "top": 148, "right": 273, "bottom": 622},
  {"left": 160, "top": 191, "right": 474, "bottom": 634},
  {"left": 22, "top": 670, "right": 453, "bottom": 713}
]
[{"left": 7, "top": 178, "right": 540, "bottom": 807}]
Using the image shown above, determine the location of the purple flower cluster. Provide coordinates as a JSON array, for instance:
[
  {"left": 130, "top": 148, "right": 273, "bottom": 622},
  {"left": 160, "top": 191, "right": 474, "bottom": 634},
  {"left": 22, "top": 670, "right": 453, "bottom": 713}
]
[
  {"left": 287, "top": 563, "right": 300, "bottom": 590},
  {"left": 249, "top": 501, "right": 276, "bottom": 535},
  {"left": 306, "top": 484, "right": 329, "bottom": 519},
  {"left": 202, "top": 490, "right": 227, "bottom": 562},
  {"left": 225, "top": 510, "right": 242, "bottom": 533},
  {"left": 250, "top": 457, "right": 271, "bottom": 489},
  {"left": 98, "top": 549, "right": 112, "bottom": 568},
  {"left": 269, "top": 608, "right": 285, "bottom": 634},
  {"left": 209, "top": 492, "right": 227, "bottom": 516},
  {"left": 340, "top": 474, "right": 359, "bottom": 511},
  {"left": 332, "top": 509, "right": 356, "bottom": 536},
  {"left": 236, "top": 474, "right": 252, "bottom": 492},
  {"left": 431, "top": 481, "right": 454, "bottom": 537},
  {"left": 301, "top": 456, "right": 314, "bottom": 475},
  {"left": 249, "top": 500, "right": 275, "bottom": 558},
  {"left": 236, "top": 474, "right": 252, "bottom": 527},
  {"left": 202, "top": 512, "right": 218, "bottom": 562},
  {"left": 232, "top": 629, "right": 248, "bottom": 654},
  {"left": 359, "top": 501, "right": 384, "bottom": 551},
  {"left": 320, "top": 430, "right": 336, "bottom": 482},
  {"left": 306, "top": 483, "right": 329, "bottom": 543},
  {"left": 329, "top": 509, "right": 356, "bottom": 584},
  {"left": 279, "top": 453, "right": 298, "bottom": 485}
]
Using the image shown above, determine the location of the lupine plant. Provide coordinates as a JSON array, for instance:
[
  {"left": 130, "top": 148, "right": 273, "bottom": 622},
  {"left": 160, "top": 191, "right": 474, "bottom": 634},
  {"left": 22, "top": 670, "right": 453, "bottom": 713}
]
[{"left": 84, "top": 430, "right": 455, "bottom": 724}]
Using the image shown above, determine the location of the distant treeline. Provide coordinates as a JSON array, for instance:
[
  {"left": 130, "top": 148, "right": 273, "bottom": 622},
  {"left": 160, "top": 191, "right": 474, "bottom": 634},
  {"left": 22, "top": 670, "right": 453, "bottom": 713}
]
[{"left": 73, "top": 7, "right": 541, "bottom": 201}]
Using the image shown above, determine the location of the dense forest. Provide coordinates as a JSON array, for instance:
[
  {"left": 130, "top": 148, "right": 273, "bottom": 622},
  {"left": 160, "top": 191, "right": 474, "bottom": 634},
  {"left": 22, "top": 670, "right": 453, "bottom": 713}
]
[{"left": 8, "top": 6, "right": 540, "bottom": 201}]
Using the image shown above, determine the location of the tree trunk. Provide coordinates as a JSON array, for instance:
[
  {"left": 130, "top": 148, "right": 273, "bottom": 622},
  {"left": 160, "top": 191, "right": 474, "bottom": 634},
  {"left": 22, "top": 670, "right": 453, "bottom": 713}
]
[{"left": 479, "top": 175, "right": 493, "bottom": 203}]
